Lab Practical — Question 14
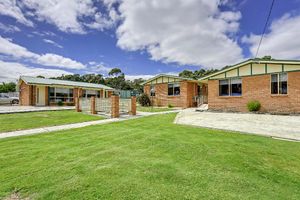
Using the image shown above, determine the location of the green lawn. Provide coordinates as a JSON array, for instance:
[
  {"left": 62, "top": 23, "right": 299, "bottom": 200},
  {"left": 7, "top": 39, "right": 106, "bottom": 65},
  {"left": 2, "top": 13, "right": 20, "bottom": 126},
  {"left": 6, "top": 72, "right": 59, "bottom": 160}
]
[
  {"left": 0, "top": 114, "right": 300, "bottom": 199},
  {"left": 0, "top": 110, "right": 104, "bottom": 133},
  {"left": 137, "top": 105, "right": 175, "bottom": 112}
]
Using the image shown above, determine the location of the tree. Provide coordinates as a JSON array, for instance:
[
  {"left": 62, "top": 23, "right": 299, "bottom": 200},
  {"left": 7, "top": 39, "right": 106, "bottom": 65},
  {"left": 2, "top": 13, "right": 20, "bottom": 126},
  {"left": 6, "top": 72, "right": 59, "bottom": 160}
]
[
  {"left": 179, "top": 70, "right": 195, "bottom": 79},
  {"left": 108, "top": 68, "right": 122, "bottom": 77},
  {"left": 36, "top": 75, "right": 45, "bottom": 78},
  {"left": 179, "top": 68, "right": 219, "bottom": 80},
  {"left": 0, "top": 82, "right": 16, "bottom": 93},
  {"left": 261, "top": 55, "right": 272, "bottom": 60}
]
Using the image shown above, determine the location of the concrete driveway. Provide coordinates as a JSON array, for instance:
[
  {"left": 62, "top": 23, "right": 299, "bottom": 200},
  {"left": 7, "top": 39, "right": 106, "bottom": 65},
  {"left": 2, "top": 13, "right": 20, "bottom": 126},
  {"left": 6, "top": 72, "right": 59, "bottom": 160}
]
[
  {"left": 175, "top": 109, "right": 300, "bottom": 141},
  {"left": 0, "top": 105, "right": 74, "bottom": 114}
]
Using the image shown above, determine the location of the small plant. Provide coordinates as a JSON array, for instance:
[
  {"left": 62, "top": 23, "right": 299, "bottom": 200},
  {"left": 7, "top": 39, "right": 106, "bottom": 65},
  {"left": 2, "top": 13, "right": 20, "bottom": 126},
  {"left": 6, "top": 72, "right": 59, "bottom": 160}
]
[
  {"left": 247, "top": 100, "right": 261, "bottom": 112},
  {"left": 168, "top": 104, "right": 173, "bottom": 108},
  {"left": 137, "top": 93, "right": 151, "bottom": 106},
  {"left": 57, "top": 101, "right": 64, "bottom": 106}
]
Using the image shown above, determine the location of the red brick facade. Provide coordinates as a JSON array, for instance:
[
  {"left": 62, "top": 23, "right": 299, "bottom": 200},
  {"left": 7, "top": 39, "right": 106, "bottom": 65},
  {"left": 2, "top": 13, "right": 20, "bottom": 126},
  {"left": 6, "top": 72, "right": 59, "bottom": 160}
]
[
  {"left": 208, "top": 71, "right": 300, "bottom": 114},
  {"left": 144, "top": 81, "right": 198, "bottom": 108},
  {"left": 19, "top": 81, "right": 113, "bottom": 106}
]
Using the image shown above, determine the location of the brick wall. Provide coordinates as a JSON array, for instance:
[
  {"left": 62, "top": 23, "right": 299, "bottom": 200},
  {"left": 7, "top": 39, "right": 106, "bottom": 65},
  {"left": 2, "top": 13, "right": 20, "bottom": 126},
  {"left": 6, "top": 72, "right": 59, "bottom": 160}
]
[
  {"left": 208, "top": 71, "right": 300, "bottom": 114},
  {"left": 144, "top": 81, "right": 198, "bottom": 108},
  {"left": 19, "top": 81, "right": 31, "bottom": 106}
]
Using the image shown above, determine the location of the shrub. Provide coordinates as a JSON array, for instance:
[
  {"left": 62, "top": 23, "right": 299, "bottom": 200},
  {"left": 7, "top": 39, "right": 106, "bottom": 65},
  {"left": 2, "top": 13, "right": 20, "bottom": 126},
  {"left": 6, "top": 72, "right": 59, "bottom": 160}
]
[
  {"left": 247, "top": 100, "right": 261, "bottom": 112},
  {"left": 168, "top": 104, "right": 173, "bottom": 108},
  {"left": 57, "top": 101, "right": 64, "bottom": 106},
  {"left": 137, "top": 93, "right": 151, "bottom": 106}
]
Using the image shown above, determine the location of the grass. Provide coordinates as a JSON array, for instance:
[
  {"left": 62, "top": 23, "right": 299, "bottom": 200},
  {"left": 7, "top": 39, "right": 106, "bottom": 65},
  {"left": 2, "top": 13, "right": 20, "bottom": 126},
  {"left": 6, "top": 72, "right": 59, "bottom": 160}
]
[
  {"left": 0, "top": 110, "right": 104, "bottom": 133},
  {"left": 137, "top": 105, "right": 175, "bottom": 112},
  {"left": 0, "top": 114, "right": 300, "bottom": 199}
]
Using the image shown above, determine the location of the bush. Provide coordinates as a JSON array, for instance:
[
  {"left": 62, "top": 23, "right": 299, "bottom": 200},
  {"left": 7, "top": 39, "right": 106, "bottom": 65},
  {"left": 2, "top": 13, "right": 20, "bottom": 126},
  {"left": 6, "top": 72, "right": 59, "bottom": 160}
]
[
  {"left": 137, "top": 93, "right": 151, "bottom": 106},
  {"left": 57, "top": 101, "right": 64, "bottom": 106},
  {"left": 247, "top": 100, "right": 261, "bottom": 112},
  {"left": 168, "top": 104, "right": 173, "bottom": 108}
]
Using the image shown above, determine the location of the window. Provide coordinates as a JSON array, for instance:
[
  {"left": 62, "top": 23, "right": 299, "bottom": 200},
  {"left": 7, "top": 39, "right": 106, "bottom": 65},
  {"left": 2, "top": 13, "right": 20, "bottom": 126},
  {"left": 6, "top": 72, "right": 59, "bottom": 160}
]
[
  {"left": 219, "top": 80, "right": 229, "bottom": 96},
  {"left": 271, "top": 73, "right": 287, "bottom": 95},
  {"left": 168, "top": 83, "right": 180, "bottom": 96},
  {"left": 49, "top": 87, "right": 74, "bottom": 103},
  {"left": 230, "top": 78, "right": 242, "bottom": 96},
  {"left": 219, "top": 78, "right": 242, "bottom": 96},
  {"left": 82, "top": 90, "right": 101, "bottom": 98},
  {"left": 150, "top": 85, "right": 155, "bottom": 96}
]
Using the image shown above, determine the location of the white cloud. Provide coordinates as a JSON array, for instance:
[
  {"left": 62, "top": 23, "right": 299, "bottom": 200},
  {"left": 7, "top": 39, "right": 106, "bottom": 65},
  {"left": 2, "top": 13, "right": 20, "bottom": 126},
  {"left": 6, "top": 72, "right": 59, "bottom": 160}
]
[
  {"left": 0, "top": 36, "right": 85, "bottom": 69},
  {"left": 36, "top": 53, "right": 85, "bottom": 69},
  {"left": 0, "top": 22, "right": 20, "bottom": 33},
  {"left": 86, "top": 62, "right": 113, "bottom": 73},
  {"left": 116, "top": 0, "right": 244, "bottom": 68},
  {"left": 242, "top": 14, "right": 300, "bottom": 59},
  {"left": 0, "top": 60, "right": 71, "bottom": 82},
  {"left": 43, "top": 39, "right": 63, "bottom": 48},
  {"left": 125, "top": 74, "right": 154, "bottom": 81},
  {"left": 0, "top": 36, "right": 37, "bottom": 59},
  {"left": 20, "top": 0, "right": 116, "bottom": 34},
  {"left": 0, "top": 0, "right": 118, "bottom": 34},
  {"left": 0, "top": 0, "right": 34, "bottom": 26}
]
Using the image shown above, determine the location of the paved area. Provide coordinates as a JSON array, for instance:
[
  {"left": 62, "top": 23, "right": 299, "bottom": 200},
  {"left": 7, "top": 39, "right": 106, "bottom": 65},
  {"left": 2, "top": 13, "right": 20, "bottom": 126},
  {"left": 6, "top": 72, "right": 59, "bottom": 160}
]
[
  {"left": 0, "top": 110, "right": 180, "bottom": 139},
  {"left": 0, "top": 106, "right": 74, "bottom": 114},
  {"left": 175, "top": 108, "right": 300, "bottom": 141}
]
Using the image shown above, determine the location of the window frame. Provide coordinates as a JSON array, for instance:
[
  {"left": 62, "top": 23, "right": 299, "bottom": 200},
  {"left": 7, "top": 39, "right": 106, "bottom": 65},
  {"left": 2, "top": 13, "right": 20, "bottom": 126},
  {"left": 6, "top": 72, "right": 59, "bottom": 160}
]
[
  {"left": 168, "top": 83, "right": 180, "bottom": 96},
  {"left": 270, "top": 73, "right": 288, "bottom": 95},
  {"left": 49, "top": 87, "right": 74, "bottom": 103},
  {"left": 150, "top": 85, "right": 155, "bottom": 96},
  {"left": 219, "top": 78, "right": 242, "bottom": 97}
]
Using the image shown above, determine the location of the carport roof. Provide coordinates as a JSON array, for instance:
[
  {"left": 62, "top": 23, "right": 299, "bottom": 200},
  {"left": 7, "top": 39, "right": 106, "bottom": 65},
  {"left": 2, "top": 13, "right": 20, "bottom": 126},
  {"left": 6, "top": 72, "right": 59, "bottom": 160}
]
[{"left": 19, "top": 76, "right": 114, "bottom": 90}]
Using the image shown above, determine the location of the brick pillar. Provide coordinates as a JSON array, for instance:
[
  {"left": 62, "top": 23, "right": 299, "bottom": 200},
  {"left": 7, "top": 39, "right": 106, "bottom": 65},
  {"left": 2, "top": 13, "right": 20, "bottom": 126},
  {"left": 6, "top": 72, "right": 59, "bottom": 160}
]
[
  {"left": 75, "top": 97, "right": 81, "bottom": 112},
  {"left": 130, "top": 96, "right": 136, "bottom": 115},
  {"left": 91, "top": 96, "right": 96, "bottom": 114},
  {"left": 111, "top": 95, "right": 119, "bottom": 118}
]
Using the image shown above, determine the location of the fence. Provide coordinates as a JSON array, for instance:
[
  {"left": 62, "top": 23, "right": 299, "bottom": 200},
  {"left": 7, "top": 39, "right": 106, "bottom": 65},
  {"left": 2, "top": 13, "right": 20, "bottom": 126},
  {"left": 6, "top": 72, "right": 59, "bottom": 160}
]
[
  {"left": 77, "top": 96, "right": 136, "bottom": 118},
  {"left": 96, "top": 98, "right": 111, "bottom": 113}
]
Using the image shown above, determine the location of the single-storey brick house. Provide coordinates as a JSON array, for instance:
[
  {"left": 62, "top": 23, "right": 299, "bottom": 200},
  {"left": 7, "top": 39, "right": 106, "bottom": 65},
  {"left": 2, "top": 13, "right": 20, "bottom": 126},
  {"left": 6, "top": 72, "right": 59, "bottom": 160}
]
[
  {"left": 199, "top": 59, "right": 300, "bottom": 114},
  {"left": 18, "top": 76, "right": 114, "bottom": 106},
  {"left": 142, "top": 74, "right": 200, "bottom": 108}
]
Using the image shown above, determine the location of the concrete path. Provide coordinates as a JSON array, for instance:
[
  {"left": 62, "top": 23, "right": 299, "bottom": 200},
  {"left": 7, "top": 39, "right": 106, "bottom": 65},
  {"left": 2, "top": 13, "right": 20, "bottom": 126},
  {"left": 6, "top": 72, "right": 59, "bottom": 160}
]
[
  {"left": 175, "top": 108, "right": 300, "bottom": 141},
  {"left": 0, "top": 106, "right": 74, "bottom": 114},
  {"left": 0, "top": 110, "right": 179, "bottom": 139}
]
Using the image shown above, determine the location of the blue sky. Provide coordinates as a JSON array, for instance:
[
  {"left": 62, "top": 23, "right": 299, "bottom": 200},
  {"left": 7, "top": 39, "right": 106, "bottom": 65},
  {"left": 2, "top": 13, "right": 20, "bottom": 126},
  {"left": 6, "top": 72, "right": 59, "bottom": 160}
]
[{"left": 0, "top": 0, "right": 300, "bottom": 82}]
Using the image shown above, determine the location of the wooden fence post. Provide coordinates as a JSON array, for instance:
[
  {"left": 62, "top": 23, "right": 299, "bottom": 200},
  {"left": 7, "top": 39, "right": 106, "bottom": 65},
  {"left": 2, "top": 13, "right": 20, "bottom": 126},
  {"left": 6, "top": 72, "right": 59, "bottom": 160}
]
[
  {"left": 75, "top": 97, "right": 81, "bottom": 112},
  {"left": 130, "top": 96, "right": 136, "bottom": 115},
  {"left": 111, "top": 95, "right": 119, "bottom": 118},
  {"left": 91, "top": 96, "right": 96, "bottom": 114}
]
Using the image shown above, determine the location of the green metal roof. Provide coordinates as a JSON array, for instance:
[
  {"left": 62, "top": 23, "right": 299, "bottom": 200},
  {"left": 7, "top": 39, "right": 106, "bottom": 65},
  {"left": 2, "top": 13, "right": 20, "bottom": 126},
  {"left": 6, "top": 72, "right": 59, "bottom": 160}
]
[
  {"left": 19, "top": 76, "right": 114, "bottom": 90},
  {"left": 142, "top": 74, "right": 196, "bottom": 85},
  {"left": 199, "top": 58, "right": 300, "bottom": 81}
]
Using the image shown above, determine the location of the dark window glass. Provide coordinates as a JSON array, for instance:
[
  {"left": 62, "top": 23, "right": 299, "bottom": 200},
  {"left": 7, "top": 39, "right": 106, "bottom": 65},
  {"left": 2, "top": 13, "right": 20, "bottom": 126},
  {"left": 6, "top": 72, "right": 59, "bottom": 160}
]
[
  {"left": 271, "top": 73, "right": 287, "bottom": 94},
  {"left": 69, "top": 89, "right": 73, "bottom": 97},
  {"left": 279, "top": 73, "right": 287, "bottom": 94},
  {"left": 49, "top": 87, "right": 55, "bottom": 97},
  {"left": 230, "top": 78, "right": 242, "bottom": 96},
  {"left": 168, "top": 84, "right": 174, "bottom": 95},
  {"left": 271, "top": 74, "right": 278, "bottom": 94},
  {"left": 174, "top": 83, "right": 180, "bottom": 96},
  {"left": 219, "top": 80, "right": 229, "bottom": 96},
  {"left": 150, "top": 85, "right": 155, "bottom": 96}
]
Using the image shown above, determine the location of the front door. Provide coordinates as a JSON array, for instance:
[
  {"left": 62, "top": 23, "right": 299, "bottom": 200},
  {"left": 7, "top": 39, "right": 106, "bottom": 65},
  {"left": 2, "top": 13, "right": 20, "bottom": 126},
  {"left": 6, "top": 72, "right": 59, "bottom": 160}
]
[{"left": 36, "top": 86, "right": 46, "bottom": 106}]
